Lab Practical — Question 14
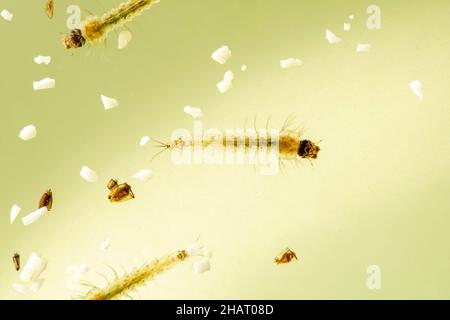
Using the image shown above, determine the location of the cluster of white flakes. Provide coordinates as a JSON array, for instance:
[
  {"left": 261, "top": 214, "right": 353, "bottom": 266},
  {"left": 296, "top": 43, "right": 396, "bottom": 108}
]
[
  {"left": 101, "top": 95, "right": 119, "bottom": 110},
  {"left": 118, "top": 31, "right": 133, "bottom": 49},
  {"left": 217, "top": 70, "right": 234, "bottom": 94},
  {"left": 132, "top": 169, "right": 152, "bottom": 181},
  {"left": 80, "top": 166, "right": 99, "bottom": 182},
  {"left": 280, "top": 58, "right": 302, "bottom": 69},
  {"left": 33, "top": 77, "right": 55, "bottom": 91},
  {"left": 187, "top": 242, "right": 213, "bottom": 275},
  {"left": 13, "top": 253, "right": 47, "bottom": 294},
  {"left": 1, "top": 9, "right": 13, "bottom": 21},
  {"left": 34, "top": 56, "right": 51, "bottom": 65},
  {"left": 211, "top": 46, "right": 232, "bottom": 65},
  {"left": 184, "top": 105, "right": 203, "bottom": 119}
]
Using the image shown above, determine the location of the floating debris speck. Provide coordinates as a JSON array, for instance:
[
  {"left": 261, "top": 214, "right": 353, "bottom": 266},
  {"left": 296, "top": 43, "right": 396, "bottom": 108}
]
[
  {"left": 356, "top": 44, "right": 371, "bottom": 52},
  {"left": 349, "top": 15, "right": 354, "bottom": 20},
  {"left": 140, "top": 136, "right": 151, "bottom": 146},
  {"left": 241, "top": 65, "right": 247, "bottom": 71},
  {"left": 193, "top": 258, "right": 211, "bottom": 274},
  {"left": 211, "top": 46, "right": 232, "bottom": 64},
  {"left": 0, "top": 9, "right": 13, "bottom": 21},
  {"left": 19, "top": 125, "right": 37, "bottom": 141},
  {"left": 280, "top": 58, "right": 302, "bottom": 69},
  {"left": 132, "top": 169, "right": 152, "bottom": 182},
  {"left": 409, "top": 80, "right": 423, "bottom": 100},
  {"left": 46, "top": 0, "right": 54, "bottom": 19},
  {"left": 22, "top": 207, "right": 48, "bottom": 226},
  {"left": 33, "top": 77, "right": 55, "bottom": 90},
  {"left": 274, "top": 248, "right": 298, "bottom": 265},
  {"left": 217, "top": 70, "right": 234, "bottom": 94},
  {"left": 326, "top": 29, "right": 341, "bottom": 44},
  {"left": 99, "top": 238, "right": 111, "bottom": 251},
  {"left": 13, "top": 253, "right": 20, "bottom": 271},
  {"left": 12, "top": 283, "right": 28, "bottom": 294},
  {"left": 34, "top": 55, "right": 51, "bottom": 65},
  {"left": 10, "top": 205, "right": 21, "bottom": 224},
  {"left": 20, "top": 253, "right": 48, "bottom": 283},
  {"left": 39, "top": 189, "right": 53, "bottom": 211},
  {"left": 80, "top": 166, "right": 98, "bottom": 182},
  {"left": 101, "top": 95, "right": 119, "bottom": 110},
  {"left": 184, "top": 106, "right": 203, "bottom": 119},
  {"left": 107, "top": 179, "right": 135, "bottom": 203},
  {"left": 118, "top": 30, "right": 133, "bottom": 49},
  {"left": 344, "top": 23, "right": 351, "bottom": 31}
]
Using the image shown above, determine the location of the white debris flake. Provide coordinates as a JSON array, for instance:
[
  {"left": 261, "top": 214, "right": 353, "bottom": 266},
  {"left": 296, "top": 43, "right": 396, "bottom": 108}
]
[
  {"left": 280, "top": 58, "right": 302, "bottom": 69},
  {"left": 20, "top": 253, "right": 48, "bottom": 283},
  {"left": 66, "top": 273, "right": 83, "bottom": 291},
  {"left": 118, "top": 30, "right": 133, "bottom": 49},
  {"left": 99, "top": 238, "right": 111, "bottom": 251},
  {"left": 34, "top": 56, "right": 51, "bottom": 65},
  {"left": 33, "top": 77, "right": 55, "bottom": 90},
  {"left": 184, "top": 106, "right": 203, "bottom": 119},
  {"left": 187, "top": 242, "right": 212, "bottom": 258},
  {"left": 1, "top": 9, "right": 13, "bottom": 21},
  {"left": 344, "top": 23, "right": 351, "bottom": 31},
  {"left": 10, "top": 204, "right": 21, "bottom": 224},
  {"left": 30, "top": 279, "right": 45, "bottom": 292},
  {"left": 211, "top": 46, "right": 232, "bottom": 64},
  {"left": 326, "top": 29, "right": 341, "bottom": 44},
  {"left": 22, "top": 207, "right": 48, "bottom": 226},
  {"left": 409, "top": 80, "right": 423, "bottom": 100},
  {"left": 241, "top": 65, "right": 247, "bottom": 71},
  {"left": 193, "top": 258, "right": 211, "bottom": 274},
  {"left": 101, "top": 95, "right": 119, "bottom": 110},
  {"left": 217, "top": 70, "right": 234, "bottom": 94},
  {"left": 66, "top": 263, "right": 89, "bottom": 274},
  {"left": 12, "top": 283, "right": 28, "bottom": 294},
  {"left": 132, "top": 169, "right": 152, "bottom": 181},
  {"left": 139, "top": 136, "right": 151, "bottom": 146},
  {"left": 19, "top": 125, "right": 37, "bottom": 141},
  {"left": 356, "top": 44, "right": 371, "bottom": 52},
  {"left": 80, "top": 166, "right": 98, "bottom": 182},
  {"left": 349, "top": 15, "right": 355, "bottom": 20}
]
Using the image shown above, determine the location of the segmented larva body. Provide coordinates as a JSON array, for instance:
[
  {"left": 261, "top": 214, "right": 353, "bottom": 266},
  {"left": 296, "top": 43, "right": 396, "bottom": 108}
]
[
  {"left": 168, "top": 130, "right": 320, "bottom": 161},
  {"left": 63, "top": 0, "right": 159, "bottom": 49},
  {"left": 83, "top": 250, "right": 188, "bottom": 300}
]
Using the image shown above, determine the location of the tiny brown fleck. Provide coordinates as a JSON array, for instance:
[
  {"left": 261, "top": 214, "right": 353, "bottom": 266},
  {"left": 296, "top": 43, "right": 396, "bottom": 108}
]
[
  {"left": 46, "top": 0, "right": 54, "bottom": 19},
  {"left": 13, "top": 253, "right": 20, "bottom": 271},
  {"left": 274, "top": 248, "right": 298, "bottom": 265},
  {"left": 39, "top": 189, "right": 53, "bottom": 211},
  {"left": 108, "top": 179, "right": 135, "bottom": 203}
]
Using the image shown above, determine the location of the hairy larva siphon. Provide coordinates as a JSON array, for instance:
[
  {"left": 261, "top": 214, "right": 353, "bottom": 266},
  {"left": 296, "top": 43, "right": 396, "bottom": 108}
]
[{"left": 63, "top": 0, "right": 160, "bottom": 49}]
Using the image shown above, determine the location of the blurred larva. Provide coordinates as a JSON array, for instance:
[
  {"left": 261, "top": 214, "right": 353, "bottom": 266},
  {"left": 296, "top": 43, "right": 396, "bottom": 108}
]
[
  {"left": 63, "top": 0, "right": 159, "bottom": 49},
  {"left": 82, "top": 250, "right": 188, "bottom": 300}
]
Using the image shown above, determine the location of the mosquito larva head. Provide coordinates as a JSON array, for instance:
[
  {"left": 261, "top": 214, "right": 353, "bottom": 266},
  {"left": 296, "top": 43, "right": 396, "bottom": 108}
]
[
  {"left": 298, "top": 140, "right": 320, "bottom": 159},
  {"left": 63, "top": 29, "right": 86, "bottom": 49}
]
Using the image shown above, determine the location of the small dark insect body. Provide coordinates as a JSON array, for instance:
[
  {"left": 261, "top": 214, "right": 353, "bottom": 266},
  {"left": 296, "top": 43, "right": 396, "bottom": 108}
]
[
  {"left": 13, "top": 253, "right": 20, "bottom": 271},
  {"left": 274, "top": 248, "right": 298, "bottom": 265},
  {"left": 39, "top": 189, "right": 53, "bottom": 211},
  {"left": 107, "top": 179, "right": 135, "bottom": 202}
]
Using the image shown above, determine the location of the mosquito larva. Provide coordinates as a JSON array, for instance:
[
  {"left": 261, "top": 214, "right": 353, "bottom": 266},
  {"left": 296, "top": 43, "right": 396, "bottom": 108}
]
[
  {"left": 83, "top": 250, "right": 189, "bottom": 300},
  {"left": 63, "top": 0, "right": 160, "bottom": 49}
]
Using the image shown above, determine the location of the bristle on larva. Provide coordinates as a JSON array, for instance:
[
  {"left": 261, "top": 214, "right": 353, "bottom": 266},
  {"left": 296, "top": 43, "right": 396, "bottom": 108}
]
[
  {"left": 83, "top": 250, "right": 188, "bottom": 300},
  {"left": 63, "top": 0, "right": 158, "bottom": 49}
]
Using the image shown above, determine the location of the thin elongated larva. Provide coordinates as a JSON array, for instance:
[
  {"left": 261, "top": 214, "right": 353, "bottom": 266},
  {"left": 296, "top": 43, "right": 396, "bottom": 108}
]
[
  {"left": 83, "top": 250, "right": 188, "bottom": 300},
  {"left": 63, "top": 0, "right": 159, "bottom": 49}
]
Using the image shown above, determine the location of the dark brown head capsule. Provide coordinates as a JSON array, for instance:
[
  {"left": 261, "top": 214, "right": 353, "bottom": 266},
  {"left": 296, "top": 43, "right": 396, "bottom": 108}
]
[
  {"left": 107, "top": 179, "right": 135, "bottom": 203},
  {"left": 63, "top": 29, "right": 86, "bottom": 49},
  {"left": 13, "top": 253, "right": 20, "bottom": 271},
  {"left": 39, "top": 189, "right": 53, "bottom": 211},
  {"left": 298, "top": 140, "right": 320, "bottom": 159}
]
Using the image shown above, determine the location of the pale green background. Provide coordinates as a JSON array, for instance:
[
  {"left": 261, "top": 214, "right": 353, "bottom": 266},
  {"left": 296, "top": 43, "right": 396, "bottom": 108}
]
[{"left": 0, "top": 0, "right": 449, "bottom": 299}]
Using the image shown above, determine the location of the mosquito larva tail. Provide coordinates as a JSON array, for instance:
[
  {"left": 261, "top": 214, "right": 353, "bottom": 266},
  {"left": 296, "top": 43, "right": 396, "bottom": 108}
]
[
  {"left": 63, "top": 0, "right": 159, "bottom": 49},
  {"left": 83, "top": 250, "right": 188, "bottom": 300}
]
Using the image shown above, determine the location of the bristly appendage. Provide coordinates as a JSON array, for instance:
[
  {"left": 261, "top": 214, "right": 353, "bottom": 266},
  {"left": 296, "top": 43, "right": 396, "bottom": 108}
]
[
  {"left": 63, "top": 0, "right": 159, "bottom": 49},
  {"left": 83, "top": 250, "right": 188, "bottom": 300}
]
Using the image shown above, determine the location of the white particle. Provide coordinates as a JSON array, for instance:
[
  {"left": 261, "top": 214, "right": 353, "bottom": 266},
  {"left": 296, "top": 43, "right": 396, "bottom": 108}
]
[
  {"left": 100, "top": 95, "right": 119, "bottom": 110},
  {"left": 33, "top": 77, "right": 55, "bottom": 90},
  {"left": 280, "top": 58, "right": 302, "bottom": 69},
  {"left": 211, "top": 46, "right": 232, "bottom": 64},
  {"left": 409, "top": 80, "right": 423, "bottom": 100},
  {"left": 326, "top": 29, "right": 341, "bottom": 44}
]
